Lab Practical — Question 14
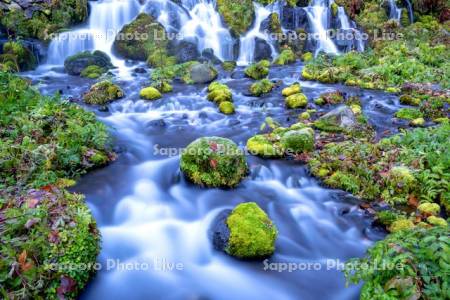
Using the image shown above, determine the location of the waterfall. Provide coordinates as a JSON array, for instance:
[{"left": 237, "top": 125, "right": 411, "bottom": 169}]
[
  {"left": 236, "top": 2, "right": 279, "bottom": 66},
  {"left": 47, "top": 0, "right": 141, "bottom": 65},
  {"left": 388, "top": 0, "right": 402, "bottom": 21},
  {"left": 304, "top": 0, "right": 338, "bottom": 56},
  {"left": 404, "top": 0, "right": 414, "bottom": 24},
  {"left": 337, "top": 7, "right": 364, "bottom": 52}
]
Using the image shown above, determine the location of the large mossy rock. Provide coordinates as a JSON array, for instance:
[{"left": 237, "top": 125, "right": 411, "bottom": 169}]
[
  {"left": 64, "top": 50, "right": 113, "bottom": 76},
  {"left": 217, "top": 0, "right": 255, "bottom": 36},
  {"left": 314, "top": 105, "right": 357, "bottom": 132},
  {"left": 285, "top": 93, "right": 308, "bottom": 109},
  {"left": 189, "top": 63, "right": 218, "bottom": 84},
  {"left": 224, "top": 202, "right": 278, "bottom": 259},
  {"left": 83, "top": 81, "right": 124, "bottom": 105},
  {"left": 113, "top": 13, "right": 168, "bottom": 61},
  {"left": 244, "top": 60, "right": 270, "bottom": 80},
  {"left": 0, "top": 41, "right": 37, "bottom": 71},
  {"left": 208, "top": 82, "right": 233, "bottom": 103},
  {"left": 280, "top": 128, "right": 314, "bottom": 153},
  {"left": 180, "top": 137, "right": 248, "bottom": 187},
  {"left": 249, "top": 79, "right": 274, "bottom": 96},
  {"left": 246, "top": 135, "right": 284, "bottom": 157}
]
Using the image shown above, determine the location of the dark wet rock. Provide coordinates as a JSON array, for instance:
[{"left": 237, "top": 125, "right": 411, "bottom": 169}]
[
  {"left": 281, "top": 6, "right": 308, "bottom": 30},
  {"left": 148, "top": 119, "right": 167, "bottom": 127},
  {"left": 133, "top": 67, "right": 147, "bottom": 74},
  {"left": 210, "top": 209, "right": 232, "bottom": 252},
  {"left": 64, "top": 50, "right": 113, "bottom": 76},
  {"left": 189, "top": 63, "right": 218, "bottom": 84},
  {"left": 253, "top": 37, "right": 272, "bottom": 61},
  {"left": 198, "top": 111, "right": 208, "bottom": 119},
  {"left": 168, "top": 39, "right": 200, "bottom": 63},
  {"left": 200, "top": 48, "right": 221, "bottom": 65}
]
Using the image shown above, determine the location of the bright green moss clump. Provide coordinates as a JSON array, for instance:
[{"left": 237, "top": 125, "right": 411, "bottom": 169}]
[
  {"left": 389, "top": 219, "right": 415, "bottom": 233},
  {"left": 80, "top": 65, "right": 106, "bottom": 79},
  {"left": 285, "top": 93, "right": 308, "bottom": 109},
  {"left": 246, "top": 135, "right": 284, "bottom": 158},
  {"left": 395, "top": 108, "right": 424, "bottom": 120},
  {"left": 83, "top": 81, "right": 124, "bottom": 104},
  {"left": 219, "top": 101, "right": 235, "bottom": 115},
  {"left": 222, "top": 61, "right": 237, "bottom": 72},
  {"left": 249, "top": 79, "right": 274, "bottom": 96},
  {"left": 282, "top": 83, "right": 301, "bottom": 97},
  {"left": 273, "top": 48, "right": 296, "bottom": 65},
  {"left": 225, "top": 202, "right": 278, "bottom": 259},
  {"left": 208, "top": 82, "right": 233, "bottom": 103},
  {"left": 217, "top": 0, "right": 255, "bottom": 35},
  {"left": 0, "top": 41, "right": 37, "bottom": 72},
  {"left": 180, "top": 137, "right": 248, "bottom": 187},
  {"left": 417, "top": 203, "right": 440, "bottom": 216},
  {"left": 139, "top": 86, "right": 162, "bottom": 100},
  {"left": 245, "top": 60, "right": 270, "bottom": 80},
  {"left": 280, "top": 128, "right": 314, "bottom": 153}
]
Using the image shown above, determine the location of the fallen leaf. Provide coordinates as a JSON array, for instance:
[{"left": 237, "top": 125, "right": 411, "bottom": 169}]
[
  {"left": 210, "top": 159, "right": 217, "bottom": 169},
  {"left": 408, "top": 195, "right": 419, "bottom": 208},
  {"left": 57, "top": 276, "right": 77, "bottom": 300}
]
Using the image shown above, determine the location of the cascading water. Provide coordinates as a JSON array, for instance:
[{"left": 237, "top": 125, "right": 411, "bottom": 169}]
[
  {"left": 388, "top": 0, "right": 402, "bottom": 21},
  {"left": 304, "top": 0, "right": 339, "bottom": 56},
  {"left": 47, "top": 0, "right": 141, "bottom": 66},
  {"left": 237, "top": 2, "right": 279, "bottom": 66},
  {"left": 337, "top": 7, "right": 365, "bottom": 52}
]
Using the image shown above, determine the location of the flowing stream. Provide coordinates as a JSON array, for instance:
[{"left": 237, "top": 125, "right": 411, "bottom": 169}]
[{"left": 21, "top": 0, "right": 406, "bottom": 299}]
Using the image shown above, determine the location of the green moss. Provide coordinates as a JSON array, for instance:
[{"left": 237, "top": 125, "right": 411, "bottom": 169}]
[
  {"left": 83, "top": 81, "right": 124, "bottom": 105},
  {"left": 285, "top": 93, "right": 308, "bottom": 109},
  {"left": 139, "top": 87, "right": 162, "bottom": 100},
  {"left": 222, "top": 61, "right": 237, "bottom": 71},
  {"left": 152, "top": 80, "right": 173, "bottom": 93},
  {"left": 151, "top": 61, "right": 200, "bottom": 84},
  {"left": 225, "top": 202, "right": 278, "bottom": 259},
  {"left": 331, "top": 2, "right": 339, "bottom": 17},
  {"left": 280, "top": 128, "right": 314, "bottom": 153},
  {"left": 410, "top": 117, "right": 425, "bottom": 126},
  {"left": 219, "top": 101, "right": 235, "bottom": 115},
  {"left": 389, "top": 219, "right": 415, "bottom": 233},
  {"left": 208, "top": 82, "right": 233, "bottom": 103},
  {"left": 217, "top": 0, "right": 255, "bottom": 35},
  {"left": 147, "top": 48, "right": 177, "bottom": 68},
  {"left": 282, "top": 83, "right": 301, "bottom": 97},
  {"left": 180, "top": 137, "right": 248, "bottom": 187},
  {"left": 376, "top": 210, "right": 403, "bottom": 227},
  {"left": 249, "top": 79, "right": 274, "bottom": 96},
  {"left": 417, "top": 203, "right": 440, "bottom": 216},
  {"left": 325, "top": 171, "right": 360, "bottom": 194},
  {"left": 395, "top": 108, "right": 424, "bottom": 120},
  {"left": 317, "top": 91, "right": 345, "bottom": 105},
  {"left": 273, "top": 48, "right": 296, "bottom": 65},
  {"left": 64, "top": 50, "right": 113, "bottom": 76},
  {"left": 1, "top": 41, "right": 37, "bottom": 71},
  {"left": 246, "top": 135, "right": 284, "bottom": 158},
  {"left": 245, "top": 60, "right": 270, "bottom": 80},
  {"left": 399, "top": 94, "right": 421, "bottom": 106},
  {"left": 80, "top": 65, "right": 105, "bottom": 79},
  {"left": 301, "top": 52, "right": 314, "bottom": 62},
  {"left": 268, "top": 13, "right": 282, "bottom": 34},
  {"left": 114, "top": 13, "right": 168, "bottom": 61},
  {"left": 426, "top": 216, "right": 447, "bottom": 227},
  {"left": 299, "top": 112, "right": 310, "bottom": 120}
]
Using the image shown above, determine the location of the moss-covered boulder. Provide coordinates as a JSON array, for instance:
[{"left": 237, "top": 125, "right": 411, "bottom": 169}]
[
  {"left": 80, "top": 65, "right": 106, "bottom": 79},
  {"left": 399, "top": 94, "right": 421, "bottom": 106},
  {"left": 285, "top": 93, "right": 308, "bottom": 109},
  {"left": 217, "top": 0, "right": 255, "bottom": 35},
  {"left": 282, "top": 83, "right": 301, "bottom": 97},
  {"left": 386, "top": 166, "right": 416, "bottom": 193},
  {"left": 139, "top": 87, "right": 162, "bottom": 100},
  {"left": 249, "top": 79, "right": 275, "bottom": 96},
  {"left": 245, "top": 60, "right": 270, "bottom": 80},
  {"left": 273, "top": 48, "right": 296, "bottom": 65},
  {"left": 83, "top": 81, "right": 124, "bottom": 105},
  {"left": 208, "top": 82, "right": 233, "bottom": 103},
  {"left": 64, "top": 50, "right": 113, "bottom": 76},
  {"left": 315, "top": 91, "right": 344, "bottom": 105},
  {"left": 113, "top": 13, "right": 169, "bottom": 61},
  {"left": 222, "top": 61, "right": 237, "bottom": 72},
  {"left": 190, "top": 63, "right": 218, "bottom": 84},
  {"left": 0, "top": 41, "right": 37, "bottom": 71},
  {"left": 301, "top": 52, "right": 313, "bottom": 62},
  {"left": 225, "top": 202, "right": 278, "bottom": 259},
  {"left": 219, "top": 101, "right": 235, "bottom": 114},
  {"left": 426, "top": 216, "right": 447, "bottom": 227},
  {"left": 395, "top": 108, "right": 424, "bottom": 120},
  {"left": 313, "top": 106, "right": 357, "bottom": 132},
  {"left": 180, "top": 137, "right": 248, "bottom": 187},
  {"left": 280, "top": 128, "right": 314, "bottom": 153},
  {"left": 246, "top": 135, "right": 284, "bottom": 157}
]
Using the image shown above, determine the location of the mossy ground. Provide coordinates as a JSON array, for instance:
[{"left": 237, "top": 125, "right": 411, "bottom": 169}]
[
  {"left": 217, "top": 0, "right": 255, "bottom": 36},
  {"left": 0, "top": 72, "right": 111, "bottom": 299}
]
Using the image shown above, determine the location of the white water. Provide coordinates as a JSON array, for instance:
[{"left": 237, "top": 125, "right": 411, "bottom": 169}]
[
  {"left": 47, "top": 0, "right": 141, "bottom": 67},
  {"left": 388, "top": 0, "right": 402, "bottom": 21},
  {"left": 237, "top": 2, "right": 279, "bottom": 66},
  {"left": 304, "top": 0, "right": 339, "bottom": 56},
  {"left": 337, "top": 7, "right": 364, "bottom": 52}
]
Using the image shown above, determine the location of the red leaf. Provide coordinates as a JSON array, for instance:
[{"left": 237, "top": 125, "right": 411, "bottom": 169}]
[
  {"left": 210, "top": 159, "right": 217, "bottom": 169},
  {"left": 209, "top": 142, "right": 218, "bottom": 152},
  {"left": 41, "top": 184, "right": 54, "bottom": 192},
  {"left": 57, "top": 276, "right": 77, "bottom": 300}
]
